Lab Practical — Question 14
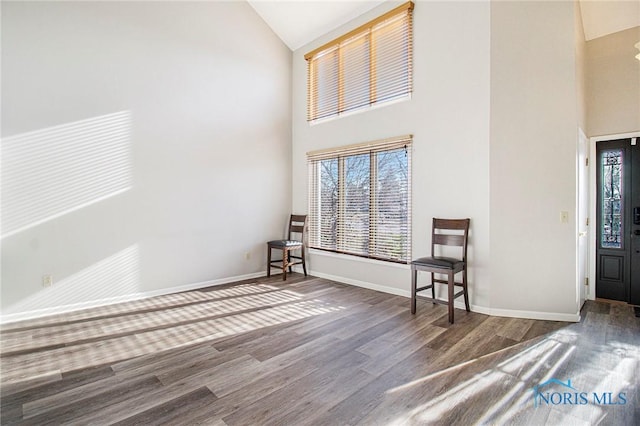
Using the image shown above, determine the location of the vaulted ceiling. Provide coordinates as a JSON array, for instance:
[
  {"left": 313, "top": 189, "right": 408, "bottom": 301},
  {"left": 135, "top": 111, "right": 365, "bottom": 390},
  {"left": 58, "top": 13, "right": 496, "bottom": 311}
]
[
  {"left": 579, "top": 0, "right": 640, "bottom": 40},
  {"left": 248, "top": 0, "right": 385, "bottom": 51},
  {"left": 247, "top": 0, "right": 640, "bottom": 51}
]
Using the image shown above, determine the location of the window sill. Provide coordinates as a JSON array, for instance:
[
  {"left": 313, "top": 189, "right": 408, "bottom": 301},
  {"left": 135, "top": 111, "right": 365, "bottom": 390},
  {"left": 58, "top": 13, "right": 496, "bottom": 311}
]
[{"left": 308, "top": 248, "right": 411, "bottom": 270}]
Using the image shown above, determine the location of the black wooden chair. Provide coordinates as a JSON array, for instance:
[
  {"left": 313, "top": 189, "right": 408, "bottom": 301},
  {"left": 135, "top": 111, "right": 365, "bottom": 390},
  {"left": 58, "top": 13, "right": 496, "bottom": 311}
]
[
  {"left": 267, "top": 214, "right": 308, "bottom": 281},
  {"left": 411, "top": 218, "right": 470, "bottom": 323}
]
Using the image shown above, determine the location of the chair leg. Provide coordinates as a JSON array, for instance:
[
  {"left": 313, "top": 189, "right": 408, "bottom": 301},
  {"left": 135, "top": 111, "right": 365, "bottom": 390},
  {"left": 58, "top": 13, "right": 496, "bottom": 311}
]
[
  {"left": 301, "top": 246, "right": 307, "bottom": 276},
  {"left": 267, "top": 245, "right": 271, "bottom": 277},
  {"left": 447, "top": 270, "right": 454, "bottom": 324},
  {"left": 463, "top": 268, "right": 470, "bottom": 312},
  {"left": 411, "top": 268, "right": 417, "bottom": 314},
  {"left": 288, "top": 251, "right": 293, "bottom": 273},
  {"left": 282, "top": 248, "right": 288, "bottom": 281},
  {"left": 430, "top": 272, "right": 436, "bottom": 303}
]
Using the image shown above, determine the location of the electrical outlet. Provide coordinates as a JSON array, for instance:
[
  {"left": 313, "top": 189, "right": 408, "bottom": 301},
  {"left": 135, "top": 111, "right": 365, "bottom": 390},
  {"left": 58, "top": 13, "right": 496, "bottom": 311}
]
[
  {"left": 42, "top": 275, "right": 53, "bottom": 288},
  {"left": 244, "top": 252, "right": 251, "bottom": 260}
]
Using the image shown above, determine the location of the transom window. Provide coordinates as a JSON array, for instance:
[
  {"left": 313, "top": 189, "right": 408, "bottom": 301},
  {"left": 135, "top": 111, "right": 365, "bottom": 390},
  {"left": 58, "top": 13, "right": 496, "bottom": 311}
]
[
  {"left": 305, "top": 2, "right": 414, "bottom": 122},
  {"left": 307, "top": 135, "right": 412, "bottom": 263}
]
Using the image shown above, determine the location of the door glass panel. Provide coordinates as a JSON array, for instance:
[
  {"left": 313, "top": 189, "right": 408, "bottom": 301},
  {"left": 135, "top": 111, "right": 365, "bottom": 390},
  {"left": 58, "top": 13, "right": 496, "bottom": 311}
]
[{"left": 601, "top": 149, "right": 623, "bottom": 248}]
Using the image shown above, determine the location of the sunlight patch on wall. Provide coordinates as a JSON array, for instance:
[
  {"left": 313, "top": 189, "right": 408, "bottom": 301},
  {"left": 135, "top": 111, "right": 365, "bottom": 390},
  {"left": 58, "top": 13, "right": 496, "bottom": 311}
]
[
  {"left": 1, "top": 111, "right": 132, "bottom": 238},
  {"left": 4, "top": 245, "right": 140, "bottom": 315}
]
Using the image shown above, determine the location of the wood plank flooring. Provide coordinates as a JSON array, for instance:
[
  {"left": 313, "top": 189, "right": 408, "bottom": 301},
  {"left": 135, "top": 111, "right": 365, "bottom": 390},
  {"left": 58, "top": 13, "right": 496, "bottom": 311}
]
[{"left": 1, "top": 274, "right": 639, "bottom": 425}]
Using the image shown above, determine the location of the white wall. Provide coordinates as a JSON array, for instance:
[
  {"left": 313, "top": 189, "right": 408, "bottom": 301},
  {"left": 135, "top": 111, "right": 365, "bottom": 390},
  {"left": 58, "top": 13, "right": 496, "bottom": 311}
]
[
  {"left": 293, "top": 0, "right": 582, "bottom": 320},
  {"left": 292, "top": 1, "right": 492, "bottom": 307},
  {"left": 3, "top": 0, "right": 587, "bottom": 322},
  {"left": 586, "top": 26, "right": 640, "bottom": 137},
  {"left": 490, "top": 1, "right": 579, "bottom": 315},
  {"left": 575, "top": 1, "right": 587, "bottom": 132},
  {"left": 1, "top": 1, "right": 292, "bottom": 318}
]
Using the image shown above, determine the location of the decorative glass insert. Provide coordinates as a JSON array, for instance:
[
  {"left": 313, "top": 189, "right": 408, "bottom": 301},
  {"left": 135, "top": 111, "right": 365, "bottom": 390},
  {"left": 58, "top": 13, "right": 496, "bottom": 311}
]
[{"left": 601, "top": 149, "right": 623, "bottom": 248}]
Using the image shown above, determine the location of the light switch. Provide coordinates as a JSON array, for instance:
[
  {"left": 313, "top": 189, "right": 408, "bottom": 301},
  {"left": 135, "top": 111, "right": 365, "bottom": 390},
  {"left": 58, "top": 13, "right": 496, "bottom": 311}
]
[{"left": 560, "top": 211, "right": 569, "bottom": 223}]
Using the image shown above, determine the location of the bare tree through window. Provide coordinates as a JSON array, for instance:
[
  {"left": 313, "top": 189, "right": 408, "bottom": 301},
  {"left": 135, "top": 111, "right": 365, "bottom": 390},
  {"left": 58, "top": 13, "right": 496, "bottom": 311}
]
[{"left": 309, "top": 142, "right": 411, "bottom": 263}]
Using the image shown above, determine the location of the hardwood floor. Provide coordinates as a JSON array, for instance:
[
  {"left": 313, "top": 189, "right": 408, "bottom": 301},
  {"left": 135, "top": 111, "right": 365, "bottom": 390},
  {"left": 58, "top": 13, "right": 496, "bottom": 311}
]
[{"left": 1, "top": 274, "right": 638, "bottom": 425}]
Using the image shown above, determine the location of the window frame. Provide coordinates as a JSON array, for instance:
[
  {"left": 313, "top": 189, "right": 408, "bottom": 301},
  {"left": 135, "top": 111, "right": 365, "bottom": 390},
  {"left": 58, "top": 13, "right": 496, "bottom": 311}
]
[
  {"left": 307, "top": 136, "right": 412, "bottom": 264},
  {"left": 305, "top": 1, "right": 414, "bottom": 123}
]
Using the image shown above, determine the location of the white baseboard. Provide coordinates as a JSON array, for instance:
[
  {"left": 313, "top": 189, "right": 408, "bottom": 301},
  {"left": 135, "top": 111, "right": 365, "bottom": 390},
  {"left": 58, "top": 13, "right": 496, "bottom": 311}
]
[
  {"left": 3, "top": 268, "right": 580, "bottom": 325},
  {"left": 302, "top": 268, "right": 580, "bottom": 323},
  {"left": 464, "top": 303, "right": 580, "bottom": 322},
  {"left": 0, "top": 271, "right": 265, "bottom": 325},
  {"left": 307, "top": 269, "right": 410, "bottom": 298}
]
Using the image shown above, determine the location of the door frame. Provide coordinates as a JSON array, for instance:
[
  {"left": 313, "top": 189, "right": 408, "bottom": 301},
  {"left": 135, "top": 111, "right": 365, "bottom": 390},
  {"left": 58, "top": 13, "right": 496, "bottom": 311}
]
[
  {"left": 589, "top": 131, "right": 640, "bottom": 301},
  {"left": 577, "top": 128, "right": 588, "bottom": 309}
]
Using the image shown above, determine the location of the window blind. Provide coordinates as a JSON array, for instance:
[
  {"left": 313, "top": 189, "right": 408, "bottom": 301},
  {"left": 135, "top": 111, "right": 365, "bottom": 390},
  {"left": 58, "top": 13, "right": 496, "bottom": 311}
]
[
  {"left": 305, "top": 2, "right": 414, "bottom": 122},
  {"left": 308, "top": 135, "right": 412, "bottom": 263}
]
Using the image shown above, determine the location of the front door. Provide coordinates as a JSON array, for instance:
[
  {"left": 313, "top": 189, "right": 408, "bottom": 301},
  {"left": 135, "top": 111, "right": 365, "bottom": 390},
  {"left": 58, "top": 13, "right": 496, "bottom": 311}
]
[{"left": 596, "top": 138, "right": 640, "bottom": 304}]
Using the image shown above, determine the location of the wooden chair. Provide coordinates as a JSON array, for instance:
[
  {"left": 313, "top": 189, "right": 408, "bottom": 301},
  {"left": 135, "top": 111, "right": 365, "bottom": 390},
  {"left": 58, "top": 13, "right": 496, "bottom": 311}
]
[
  {"left": 411, "top": 218, "right": 470, "bottom": 323},
  {"left": 267, "top": 215, "right": 308, "bottom": 281}
]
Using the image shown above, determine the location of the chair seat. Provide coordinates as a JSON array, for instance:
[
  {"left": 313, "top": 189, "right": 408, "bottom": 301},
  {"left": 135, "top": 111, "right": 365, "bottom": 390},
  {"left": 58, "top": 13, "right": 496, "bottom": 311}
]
[
  {"left": 268, "top": 239, "right": 303, "bottom": 248},
  {"left": 411, "top": 256, "right": 464, "bottom": 270}
]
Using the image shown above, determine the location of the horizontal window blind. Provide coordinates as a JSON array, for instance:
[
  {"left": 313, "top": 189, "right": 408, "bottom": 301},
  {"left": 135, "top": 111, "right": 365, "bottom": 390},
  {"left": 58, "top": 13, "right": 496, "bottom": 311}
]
[
  {"left": 305, "top": 2, "right": 414, "bottom": 122},
  {"left": 308, "top": 135, "right": 412, "bottom": 263}
]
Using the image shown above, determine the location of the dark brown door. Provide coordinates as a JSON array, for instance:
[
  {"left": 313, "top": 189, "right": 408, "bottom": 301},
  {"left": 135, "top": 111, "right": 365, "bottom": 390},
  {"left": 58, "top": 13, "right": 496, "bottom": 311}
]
[{"left": 596, "top": 138, "right": 640, "bottom": 304}]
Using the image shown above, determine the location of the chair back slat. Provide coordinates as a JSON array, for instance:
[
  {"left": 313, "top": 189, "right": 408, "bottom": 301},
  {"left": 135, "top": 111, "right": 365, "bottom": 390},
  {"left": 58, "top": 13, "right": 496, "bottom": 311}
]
[
  {"left": 290, "top": 225, "right": 305, "bottom": 234},
  {"left": 291, "top": 214, "right": 307, "bottom": 223},
  {"left": 433, "top": 234, "right": 465, "bottom": 246},
  {"left": 433, "top": 218, "right": 469, "bottom": 230}
]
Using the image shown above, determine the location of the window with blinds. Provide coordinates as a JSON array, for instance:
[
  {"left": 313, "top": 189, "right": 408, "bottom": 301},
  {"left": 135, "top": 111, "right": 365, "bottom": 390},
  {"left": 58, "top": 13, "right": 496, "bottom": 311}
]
[
  {"left": 307, "top": 135, "right": 412, "bottom": 263},
  {"left": 305, "top": 2, "right": 414, "bottom": 122}
]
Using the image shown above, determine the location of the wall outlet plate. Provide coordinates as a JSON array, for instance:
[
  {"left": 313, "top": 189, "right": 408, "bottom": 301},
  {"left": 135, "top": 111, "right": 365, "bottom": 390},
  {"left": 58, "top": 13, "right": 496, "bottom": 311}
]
[{"left": 42, "top": 275, "right": 53, "bottom": 287}]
